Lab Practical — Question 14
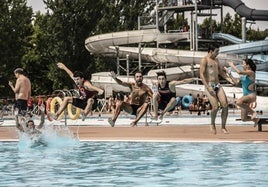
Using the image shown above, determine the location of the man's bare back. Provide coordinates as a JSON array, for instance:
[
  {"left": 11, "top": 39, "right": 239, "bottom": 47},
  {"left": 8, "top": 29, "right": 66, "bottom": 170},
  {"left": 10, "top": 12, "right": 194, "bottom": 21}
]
[
  {"left": 15, "top": 76, "right": 31, "bottom": 100},
  {"left": 9, "top": 68, "right": 31, "bottom": 101}
]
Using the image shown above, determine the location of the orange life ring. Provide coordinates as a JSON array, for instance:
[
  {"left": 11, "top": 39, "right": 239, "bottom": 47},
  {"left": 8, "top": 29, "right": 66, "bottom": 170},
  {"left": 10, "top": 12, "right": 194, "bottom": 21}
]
[
  {"left": 50, "top": 97, "right": 64, "bottom": 120},
  {"left": 67, "top": 104, "right": 81, "bottom": 120},
  {"left": 249, "top": 101, "right": 257, "bottom": 109},
  {"left": 46, "top": 97, "right": 53, "bottom": 121}
]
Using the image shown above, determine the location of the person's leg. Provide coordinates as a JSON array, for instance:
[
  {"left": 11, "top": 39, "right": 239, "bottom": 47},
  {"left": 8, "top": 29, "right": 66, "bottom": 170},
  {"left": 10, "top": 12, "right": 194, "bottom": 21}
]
[
  {"left": 84, "top": 98, "right": 94, "bottom": 115},
  {"left": 217, "top": 87, "right": 229, "bottom": 133},
  {"left": 159, "top": 97, "right": 177, "bottom": 120},
  {"left": 81, "top": 98, "right": 94, "bottom": 121},
  {"left": 152, "top": 93, "right": 160, "bottom": 119},
  {"left": 240, "top": 108, "right": 251, "bottom": 121},
  {"left": 131, "top": 103, "right": 149, "bottom": 126},
  {"left": 206, "top": 90, "right": 219, "bottom": 134},
  {"left": 50, "top": 96, "right": 73, "bottom": 120},
  {"left": 236, "top": 94, "right": 256, "bottom": 119},
  {"left": 108, "top": 101, "right": 132, "bottom": 127}
]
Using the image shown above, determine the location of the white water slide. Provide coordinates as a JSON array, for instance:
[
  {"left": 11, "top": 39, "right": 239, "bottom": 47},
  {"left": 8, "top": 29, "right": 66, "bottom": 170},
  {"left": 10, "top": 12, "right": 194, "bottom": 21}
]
[{"left": 85, "top": 29, "right": 241, "bottom": 66}]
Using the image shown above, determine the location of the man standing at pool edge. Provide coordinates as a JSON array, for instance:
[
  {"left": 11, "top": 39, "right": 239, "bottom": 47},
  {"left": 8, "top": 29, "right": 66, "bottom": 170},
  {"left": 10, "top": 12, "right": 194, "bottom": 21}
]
[
  {"left": 9, "top": 68, "right": 31, "bottom": 116},
  {"left": 108, "top": 71, "right": 153, "bottom": 127},
  {"left": 200, "top": 47, "right": 235, "bottom": 134}
]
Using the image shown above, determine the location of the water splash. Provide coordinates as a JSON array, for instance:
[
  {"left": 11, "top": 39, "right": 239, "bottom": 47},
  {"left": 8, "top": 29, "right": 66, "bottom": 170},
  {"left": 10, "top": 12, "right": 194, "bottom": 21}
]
[{"left": 17, "top": 123, "right": 79, "bottom": 150}]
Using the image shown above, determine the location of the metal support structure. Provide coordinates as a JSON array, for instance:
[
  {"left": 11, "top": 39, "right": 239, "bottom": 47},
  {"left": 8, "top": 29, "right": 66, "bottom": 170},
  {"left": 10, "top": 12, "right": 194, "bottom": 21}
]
[
  {"left": 116, "top": 46, "right": 120, "bottom": 75},
  {"left": 138, "top": 16, "right": 142, "bottom": 71},
  {"left": 194, "top": 0, "right": 198, "bottom": 51},
  {"left": 126, "top": 54, "right": 129, "bottom": 77},
  {"left": 242, "top": 17, "right": 246, "bottom": 43},
  {"left": 155, "top": 0, "right": 159, "bottom": 31},
  {"left": 220, "top": 5, "right": 223, "bottom": 32},
  {"left": 138, "top": 43, "right": 142, "bottom": 71},
  {"left": 155, "top": 0, "right": 159, "bottom": 49},
  {"left": 190, "top": 12, "right": 193, "bottom": 50}
]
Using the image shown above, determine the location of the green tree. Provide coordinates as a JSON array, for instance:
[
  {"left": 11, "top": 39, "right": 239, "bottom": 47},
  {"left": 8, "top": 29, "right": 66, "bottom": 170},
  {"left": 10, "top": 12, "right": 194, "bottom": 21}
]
[
  {"left": 222, "top": 13, "right": 241, "bottom": 38},
  {"left": 24, "top": 0, "right": 107, "bottom": 93},
  {"left": 0, "top": 0, "right": 33, "bottom": 98},
  {"left": 200, "top": 17, "right": 219, "bottom": 39}
]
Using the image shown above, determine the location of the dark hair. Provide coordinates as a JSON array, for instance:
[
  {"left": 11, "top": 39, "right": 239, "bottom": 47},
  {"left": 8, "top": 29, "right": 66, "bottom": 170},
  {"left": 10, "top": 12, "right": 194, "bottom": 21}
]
[
  {"left": 14, "top": 68, "right": 24, "bottom": 75},
  {"left": 73, "top": 71, "right": 85, "bottom": 79},
  {"left": 26, "top": 120, "right": 34, "bottom": 128},
  {"left": 134, "top": 70, "right": 143, "bottom": 77},
  {"left": 244, "top": 59, "right": 256, "bottom": 72},
  {"left": 207, "top": 45, "right": 219, "bottom": 53},
  {"left": 156, "top": 71, "right": 167, "bottom": 79}
]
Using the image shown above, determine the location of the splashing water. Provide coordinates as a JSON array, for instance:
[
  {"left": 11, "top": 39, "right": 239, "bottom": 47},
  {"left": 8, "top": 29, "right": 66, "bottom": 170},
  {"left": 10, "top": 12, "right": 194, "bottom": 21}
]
[{"left": 17, "top": 123, "right": 79, "bottom": 150}]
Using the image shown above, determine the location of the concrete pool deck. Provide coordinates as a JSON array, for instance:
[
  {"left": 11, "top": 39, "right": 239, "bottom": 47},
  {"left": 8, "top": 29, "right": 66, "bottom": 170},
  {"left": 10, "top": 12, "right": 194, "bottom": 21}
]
[
  {"left": 0, "top": 124, "right": 267, "bottom": 143},
  {"left": 0, "top": 111, "right": 267, "bottom": 142}
]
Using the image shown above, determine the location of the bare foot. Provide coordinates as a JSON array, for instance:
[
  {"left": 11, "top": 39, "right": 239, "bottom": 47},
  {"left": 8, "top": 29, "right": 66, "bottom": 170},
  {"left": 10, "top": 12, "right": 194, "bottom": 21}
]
[
  {"left": 130, "top": 122, "right": 137, "bottom": 127},
  {"left": 108, "top": 117, "right": 115, "bottom": 127},
  {"left": 253, "top": 118, "right": 260, "bottom": 127},
  {"left": 210, "top": 125, "right": 216, "bottom": 135},
  {"left": 151, "top": 116, "right": 158, "bottom": 121},
  {"left": 158, "top": 114, "right": 163, "bottom": 121},
  {"left": 81, "top": 112, "right": 86, "bottom": 121},
  {"left": 48, "top": 112, "right": 58, "bottom": 120},
  {"left": 221, "top": 128, "right": 229, "bottom": 134},
  {"left": 251, "top": 111, "right": 257, "bottom": 120}
]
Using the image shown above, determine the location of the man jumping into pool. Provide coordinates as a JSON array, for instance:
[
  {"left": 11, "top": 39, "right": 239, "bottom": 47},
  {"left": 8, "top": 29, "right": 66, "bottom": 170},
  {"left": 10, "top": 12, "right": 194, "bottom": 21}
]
[
  {"left": 16, "top": 104, "right": 45, "bottom": 139},
  {"left": 200, "top": 46, "right": 235, "bottom": 134},
  {"left": 108, "top": 71, "right": 153, "bottom": 127},
  {"left": 152, "top": 71, "right": 195, "bottom": 121},
  {"left": 49, "top": 62, "right": 104, "bottom": 121}
]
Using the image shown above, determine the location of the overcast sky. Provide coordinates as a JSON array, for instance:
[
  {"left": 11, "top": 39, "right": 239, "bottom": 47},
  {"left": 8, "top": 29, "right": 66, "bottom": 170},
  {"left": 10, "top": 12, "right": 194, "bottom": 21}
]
[{"left": 27, "top": 0, "right": 267, "bottom": 31}]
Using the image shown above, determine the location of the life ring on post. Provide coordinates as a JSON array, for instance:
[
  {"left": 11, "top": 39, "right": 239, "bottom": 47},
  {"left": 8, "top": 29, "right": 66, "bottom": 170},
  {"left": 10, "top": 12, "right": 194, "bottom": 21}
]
[
  {"left": 249, "top": 101, "right": 257, "bottom": 109},
  {"left": 182, "top": 95, "right": 193, "bottom": 109},
  {"left": 46, "top": 97, "right": 53, "bottom": 121},
  {"left": 67, "top": 104, "right": 81, "bottom": 120},
  {"left": 50, "top": 97, "right": 64, "bottom": 120}
]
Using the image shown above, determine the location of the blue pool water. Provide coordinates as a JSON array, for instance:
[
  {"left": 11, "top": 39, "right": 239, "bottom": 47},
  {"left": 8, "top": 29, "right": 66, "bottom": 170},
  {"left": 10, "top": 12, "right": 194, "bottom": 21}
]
[{"left": 0, "top": 140, "right": 267, "bottom": 186}]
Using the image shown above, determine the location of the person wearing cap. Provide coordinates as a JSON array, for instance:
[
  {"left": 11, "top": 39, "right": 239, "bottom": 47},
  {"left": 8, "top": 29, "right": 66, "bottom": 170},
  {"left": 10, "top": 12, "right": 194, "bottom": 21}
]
[{"left": 9, "top": 68, "right": 31, "bottom": 116}]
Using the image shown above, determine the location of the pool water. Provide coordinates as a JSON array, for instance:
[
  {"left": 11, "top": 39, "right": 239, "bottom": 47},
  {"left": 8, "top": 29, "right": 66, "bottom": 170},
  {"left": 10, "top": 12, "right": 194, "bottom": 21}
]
[{"left": 0, "top": 140, "right": 267, "bottom": 186}]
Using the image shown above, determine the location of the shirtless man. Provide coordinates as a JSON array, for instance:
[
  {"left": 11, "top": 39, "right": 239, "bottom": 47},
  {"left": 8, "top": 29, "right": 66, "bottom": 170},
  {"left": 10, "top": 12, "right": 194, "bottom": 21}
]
[
  {"left": 200, "top": 47, "right": 235, "bottom": 134},
  {"left": 152, "top": 71, "right": 195, "bottom": 121},
  {"left": 49, "top": 62, "right": 104, "bottom": 121},
  {"left": 108, "top": 71, "right": 153, "bottom": 127},
  {"left": 16, "top": 104, "right": 45, "bottom": 139},
  {"left": 9, "top": 68, "right": 31, "bottom": 116}
]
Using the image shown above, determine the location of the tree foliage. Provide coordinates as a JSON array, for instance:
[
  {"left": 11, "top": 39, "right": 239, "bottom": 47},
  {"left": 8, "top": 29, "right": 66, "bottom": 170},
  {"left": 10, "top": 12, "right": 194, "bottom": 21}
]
[
  {"left": 0, "top": 0, "right": 33, "bottom": 97},
  {"left": 0, "top": 0, "right": 266, "bottom": 99}
]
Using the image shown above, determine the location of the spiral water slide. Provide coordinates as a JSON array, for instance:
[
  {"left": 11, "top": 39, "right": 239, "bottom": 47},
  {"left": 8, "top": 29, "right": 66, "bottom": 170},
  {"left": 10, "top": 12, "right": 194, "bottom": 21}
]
[{"left": 85, "top": 29, "right": 241, "bottom": 66}]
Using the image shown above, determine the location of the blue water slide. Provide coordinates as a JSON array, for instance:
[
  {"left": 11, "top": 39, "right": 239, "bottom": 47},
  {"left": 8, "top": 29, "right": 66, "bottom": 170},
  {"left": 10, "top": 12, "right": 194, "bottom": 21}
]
[
  {"left": 219, "top": 39, "right": 268, "bottom": 54},
  {"left": 212, "top": 33, "right": 245, "bottom": 44}
]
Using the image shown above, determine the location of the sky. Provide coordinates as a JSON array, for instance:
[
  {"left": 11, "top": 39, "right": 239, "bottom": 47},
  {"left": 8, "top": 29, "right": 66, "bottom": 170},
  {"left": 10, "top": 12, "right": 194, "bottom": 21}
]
[{"left": 27, "top": 0, "right": 267, "bottom": 31}]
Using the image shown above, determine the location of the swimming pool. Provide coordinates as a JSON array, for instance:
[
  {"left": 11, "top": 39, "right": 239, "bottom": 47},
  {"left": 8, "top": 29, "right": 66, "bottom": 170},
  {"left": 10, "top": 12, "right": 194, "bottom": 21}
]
[{"left": 0, "top": 141, "right": 267, "bottom": 186}]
